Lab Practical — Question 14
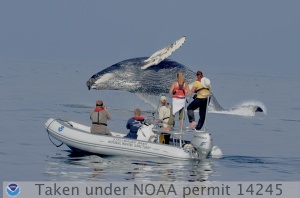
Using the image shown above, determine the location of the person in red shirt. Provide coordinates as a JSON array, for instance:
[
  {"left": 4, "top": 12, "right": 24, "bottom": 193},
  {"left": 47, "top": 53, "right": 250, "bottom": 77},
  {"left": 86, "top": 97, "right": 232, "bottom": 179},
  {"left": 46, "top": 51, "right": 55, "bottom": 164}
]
[{"left": 169, "top": 71, "right": 190, "bottom": 130}]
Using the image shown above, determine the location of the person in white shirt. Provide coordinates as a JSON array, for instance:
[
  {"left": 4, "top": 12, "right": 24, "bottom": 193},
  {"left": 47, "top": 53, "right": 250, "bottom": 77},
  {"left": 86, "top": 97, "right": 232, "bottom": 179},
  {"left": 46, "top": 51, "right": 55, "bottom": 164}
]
[{"left": 157, "top": 96, "right": 171, "bottom": 131}]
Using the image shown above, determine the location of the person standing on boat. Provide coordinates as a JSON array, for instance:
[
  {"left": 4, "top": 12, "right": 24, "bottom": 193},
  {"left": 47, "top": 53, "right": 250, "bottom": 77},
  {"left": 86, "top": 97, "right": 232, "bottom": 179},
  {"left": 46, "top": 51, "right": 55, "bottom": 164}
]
[
  {"left": 187, "top": 71, "right": 211, "bottom": 131},
  {"left": 157, "top": 95, "right": 173, "bottom": 144},
  {"left": 156, "top": 95, "right": 172, "bottom": 131},
  {"left": 125, "top": 108, "right": 145, "bottom": 139},
  {"left": 169, "top": 71, "right": 190, "bottom": 129},
  {"left": 90, "top": 100, "right": 112, "bottom": 135}
]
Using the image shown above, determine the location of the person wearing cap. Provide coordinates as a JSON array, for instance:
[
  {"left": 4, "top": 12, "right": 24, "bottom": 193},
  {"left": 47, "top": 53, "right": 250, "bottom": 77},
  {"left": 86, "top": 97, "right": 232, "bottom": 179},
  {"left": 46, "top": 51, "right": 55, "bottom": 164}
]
[
  {"left": 157, "top": 96, "right": 172, "bottom": 131},
  {"left": 124, "top": 108, "right": 145, "bottom": 139},
  {"left": 90, "top": 100, "right": 112, "bottom": 135},
  {"left": 187, "top": 71, "right": 211, "bottom": 131},
  {"left": 156, "top": 95, "right": 174, "bottom": 144}
]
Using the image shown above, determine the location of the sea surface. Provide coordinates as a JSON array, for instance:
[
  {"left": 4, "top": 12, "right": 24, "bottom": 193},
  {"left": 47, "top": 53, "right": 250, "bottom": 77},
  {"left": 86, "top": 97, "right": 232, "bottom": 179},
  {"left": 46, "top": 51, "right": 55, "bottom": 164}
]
[{"left": 1, "top": 58, "right": 299, "bottom": 195}]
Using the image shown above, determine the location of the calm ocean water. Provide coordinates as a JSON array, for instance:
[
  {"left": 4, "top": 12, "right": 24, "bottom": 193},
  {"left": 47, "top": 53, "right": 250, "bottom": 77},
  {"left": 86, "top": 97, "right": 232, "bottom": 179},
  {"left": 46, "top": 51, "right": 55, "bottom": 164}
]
[{"left": 1, "top": 58, "right": 299, "bottom": 194}]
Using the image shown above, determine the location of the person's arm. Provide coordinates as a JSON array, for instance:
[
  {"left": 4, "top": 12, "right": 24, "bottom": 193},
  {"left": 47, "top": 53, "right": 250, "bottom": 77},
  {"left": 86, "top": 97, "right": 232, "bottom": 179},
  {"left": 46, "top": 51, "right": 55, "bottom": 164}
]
[
  {"left": 158, "top": 107, "right": 164, "bottom": 121},
  {"left": 126, "top": 119, "right": 131, "bottom": 129},
  {"left": 190, "top": 85, "right": 197, "bottom": 99},
  {"left": 185, "top": 82, "right": 191, "bottom": 96},
  {"left": 103, "top": 106, "right": 111, "bottom": 120},
  {"left": 152, "top": 108, "right": 162, "bottom": 124},
  {"left": 190, "top": 86, "right": 196, "bottom": 93}
]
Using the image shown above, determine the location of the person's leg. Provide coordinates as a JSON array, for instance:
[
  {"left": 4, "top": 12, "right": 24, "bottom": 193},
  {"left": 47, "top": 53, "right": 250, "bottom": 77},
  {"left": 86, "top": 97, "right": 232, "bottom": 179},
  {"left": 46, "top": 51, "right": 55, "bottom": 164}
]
[
  {"left": 195, "top": 98, "right": 208, "bottom": 130},
  {"left": 179, "top": 108, "right": 184, "bottom": 129},
  {"left": 187, "top": 99, "right": 199, "bottom": 128},
  {"left": 167, "top": 108, "right": 175, "bottom": 129},
  {"left": 165, "top": 133, "right": 171, "bottom": 144},
  {"left": 105, "top": 129, "right": 113, "bottom": 136}
]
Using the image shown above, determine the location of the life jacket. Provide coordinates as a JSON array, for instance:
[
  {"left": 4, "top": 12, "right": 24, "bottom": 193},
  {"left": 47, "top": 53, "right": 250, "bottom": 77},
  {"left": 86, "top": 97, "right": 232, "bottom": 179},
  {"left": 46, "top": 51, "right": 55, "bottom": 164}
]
[
  {"left": 195, "top": 77, "right": 210, "bottom": 94},
  {"left": 134, "top": 116, "right": 145, "bottom": 121},
  {"left": 91, "top": 107, "right": 107, "bottom": 126},
  {"left": 194, "top": 82, "right": 210, "bottom": 99},
  {"left": 172, "top": 81, "right": 186, "bottom": 98},
  {"left": 94, "top": 107, "right": 104, "bottom": 112},
  {"left": 195, "top": 87, "right": 210, "bottom": 93}
]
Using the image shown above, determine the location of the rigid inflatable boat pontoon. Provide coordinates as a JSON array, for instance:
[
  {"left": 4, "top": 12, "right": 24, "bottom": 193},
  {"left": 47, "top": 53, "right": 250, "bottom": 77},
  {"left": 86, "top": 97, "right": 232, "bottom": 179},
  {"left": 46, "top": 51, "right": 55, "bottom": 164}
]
[{"left": 45, "top": 118, "right": 222, "bottom": 160}]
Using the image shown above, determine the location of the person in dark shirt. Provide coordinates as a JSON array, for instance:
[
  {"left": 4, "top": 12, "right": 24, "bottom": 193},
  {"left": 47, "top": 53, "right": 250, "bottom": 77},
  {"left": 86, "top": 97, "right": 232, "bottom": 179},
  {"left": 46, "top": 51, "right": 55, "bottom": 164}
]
[{"left": 124, "top": 108, "right": 144, "bottom": 139}]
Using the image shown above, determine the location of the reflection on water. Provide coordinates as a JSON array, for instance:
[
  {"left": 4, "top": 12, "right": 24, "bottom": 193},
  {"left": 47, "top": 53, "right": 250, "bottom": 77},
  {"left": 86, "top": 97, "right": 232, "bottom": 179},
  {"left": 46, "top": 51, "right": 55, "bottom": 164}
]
[
  {"left": 44, "top": 151, "right": 216, "bottom": 182},
  {"left": 45, "top": 151, "right": 300, "bottom": 182}
]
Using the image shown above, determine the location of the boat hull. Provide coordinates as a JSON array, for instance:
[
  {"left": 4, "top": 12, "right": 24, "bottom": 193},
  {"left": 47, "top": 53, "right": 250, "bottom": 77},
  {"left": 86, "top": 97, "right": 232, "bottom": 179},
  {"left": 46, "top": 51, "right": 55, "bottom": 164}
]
[{"left": 45, "top": 118, "right": 196, "bottom": 160}]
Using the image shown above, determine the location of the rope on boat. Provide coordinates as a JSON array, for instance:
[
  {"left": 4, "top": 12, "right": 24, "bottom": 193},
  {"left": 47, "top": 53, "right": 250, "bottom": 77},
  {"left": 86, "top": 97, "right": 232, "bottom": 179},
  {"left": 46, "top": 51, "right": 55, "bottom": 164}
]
[{"left": 46, "top": 117, "right": 64, "bottom": 147}]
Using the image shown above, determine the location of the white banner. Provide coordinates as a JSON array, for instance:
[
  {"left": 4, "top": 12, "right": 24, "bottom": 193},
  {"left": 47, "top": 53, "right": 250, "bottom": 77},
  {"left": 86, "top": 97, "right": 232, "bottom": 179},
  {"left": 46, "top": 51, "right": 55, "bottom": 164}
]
[{"left": 3, "top": 181, "right": 300, "bottom": 198}]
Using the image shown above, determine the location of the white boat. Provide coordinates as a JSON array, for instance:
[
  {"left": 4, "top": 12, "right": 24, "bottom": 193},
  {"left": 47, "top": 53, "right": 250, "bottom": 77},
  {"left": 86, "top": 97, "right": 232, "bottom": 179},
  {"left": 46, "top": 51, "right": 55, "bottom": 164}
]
[{"left": 45, "top": 118, "right": 222, "bottom": 160}]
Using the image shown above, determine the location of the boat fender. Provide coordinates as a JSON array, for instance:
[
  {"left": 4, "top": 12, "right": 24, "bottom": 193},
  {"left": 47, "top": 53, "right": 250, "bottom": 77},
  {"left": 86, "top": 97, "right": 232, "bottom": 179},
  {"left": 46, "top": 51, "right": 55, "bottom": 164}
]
[{"left": 210, "top": 146, "right": 223, "bottom": 158}]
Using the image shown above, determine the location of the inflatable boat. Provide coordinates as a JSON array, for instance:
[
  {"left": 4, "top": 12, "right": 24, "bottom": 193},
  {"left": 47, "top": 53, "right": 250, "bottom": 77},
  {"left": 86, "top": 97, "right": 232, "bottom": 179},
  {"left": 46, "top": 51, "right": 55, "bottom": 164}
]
[{"left": 45, "top": 118, "right": 222, "bottom": 160}]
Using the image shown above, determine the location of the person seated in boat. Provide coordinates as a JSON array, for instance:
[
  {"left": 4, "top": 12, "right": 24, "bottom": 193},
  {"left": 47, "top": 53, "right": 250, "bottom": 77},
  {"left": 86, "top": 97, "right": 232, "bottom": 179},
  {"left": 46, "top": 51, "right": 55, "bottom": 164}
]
[
  {"left": 124, "top": 108, "right": 145, "bottom": 139},
  {"left": 169, "top": 71, "right": 190, "bottom": 130},
  {"left": 187, "top": 71, "right": 211, "bottom": 131},
  {"left": 90, "top": 100, "right": 112, "bottom": 136}
]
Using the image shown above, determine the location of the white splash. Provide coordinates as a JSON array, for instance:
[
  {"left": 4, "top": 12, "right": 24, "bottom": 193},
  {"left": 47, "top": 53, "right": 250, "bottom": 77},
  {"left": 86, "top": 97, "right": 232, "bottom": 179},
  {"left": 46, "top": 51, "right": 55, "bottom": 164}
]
[{"left": 209, "top": 100, "right": 267, "bottom": 117}]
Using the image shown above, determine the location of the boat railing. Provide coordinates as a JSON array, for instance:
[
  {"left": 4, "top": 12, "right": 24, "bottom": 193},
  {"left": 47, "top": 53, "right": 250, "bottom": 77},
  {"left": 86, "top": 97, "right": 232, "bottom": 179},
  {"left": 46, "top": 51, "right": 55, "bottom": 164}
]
[
  {"left": 152, "top": 93, "right": 186, "bottom": 147},
  {"left": 151, "top": 92, "right": 211, "bottom": 146},
  {"left": 152, "top": 128, "right": 185, "bottom": 147}
]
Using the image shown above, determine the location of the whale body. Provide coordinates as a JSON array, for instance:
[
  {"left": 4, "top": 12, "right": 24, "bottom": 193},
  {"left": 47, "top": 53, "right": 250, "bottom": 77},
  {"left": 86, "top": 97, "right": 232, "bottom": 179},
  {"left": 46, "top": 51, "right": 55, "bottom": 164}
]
[{"left": 86, "top": 57, "right": 195, "bottom": 94}]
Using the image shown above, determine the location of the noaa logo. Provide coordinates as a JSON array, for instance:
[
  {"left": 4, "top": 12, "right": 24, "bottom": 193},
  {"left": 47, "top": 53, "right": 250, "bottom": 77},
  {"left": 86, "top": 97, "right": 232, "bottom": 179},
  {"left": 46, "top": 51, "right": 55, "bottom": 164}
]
[
  {"left": 58, "top": 126, "right": 64, "bottom": 132},
  {"left": 6, "top": 183, "right": 20, "bottom": 197}
]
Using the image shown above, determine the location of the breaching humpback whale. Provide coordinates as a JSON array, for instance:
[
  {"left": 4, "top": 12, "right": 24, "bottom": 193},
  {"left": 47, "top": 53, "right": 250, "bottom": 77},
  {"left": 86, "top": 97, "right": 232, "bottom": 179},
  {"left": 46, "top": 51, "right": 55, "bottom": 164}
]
[{"left": 86, "top": 36, "right": 265, "bottom": 115}]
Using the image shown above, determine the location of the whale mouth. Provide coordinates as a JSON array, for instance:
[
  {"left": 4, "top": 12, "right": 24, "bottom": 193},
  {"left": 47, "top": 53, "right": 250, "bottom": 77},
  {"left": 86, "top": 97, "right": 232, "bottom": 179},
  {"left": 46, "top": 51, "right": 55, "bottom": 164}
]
[{"left": 86, "top": 78, "right": 96, "bottom": 90}]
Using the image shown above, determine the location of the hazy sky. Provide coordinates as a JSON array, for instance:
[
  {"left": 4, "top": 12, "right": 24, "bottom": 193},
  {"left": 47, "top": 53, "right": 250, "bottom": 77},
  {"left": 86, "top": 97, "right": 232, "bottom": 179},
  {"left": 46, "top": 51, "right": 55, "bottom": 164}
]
[{"left": 1, "top": 0, "right": 299, "bottom": 75}]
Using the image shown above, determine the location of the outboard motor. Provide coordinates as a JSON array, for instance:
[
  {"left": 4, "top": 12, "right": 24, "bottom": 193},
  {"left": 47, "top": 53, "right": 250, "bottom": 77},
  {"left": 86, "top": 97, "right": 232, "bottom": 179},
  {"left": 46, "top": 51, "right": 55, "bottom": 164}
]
[{"left": 191, "top": 131, "right": 213, "bottom": 158}]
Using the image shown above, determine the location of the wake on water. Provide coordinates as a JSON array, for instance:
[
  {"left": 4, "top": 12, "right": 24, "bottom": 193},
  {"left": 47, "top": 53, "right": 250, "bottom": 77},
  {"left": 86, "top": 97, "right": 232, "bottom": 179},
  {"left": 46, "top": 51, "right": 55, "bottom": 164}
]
[{"left": 209, "top": 100, "right": 267, "bottom": 117}]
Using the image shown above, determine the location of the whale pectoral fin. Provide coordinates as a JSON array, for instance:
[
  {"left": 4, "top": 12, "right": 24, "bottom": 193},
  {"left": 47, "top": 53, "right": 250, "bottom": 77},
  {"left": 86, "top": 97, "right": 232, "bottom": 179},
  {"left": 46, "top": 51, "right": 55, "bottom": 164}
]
[{"left": 141, "top": 36, "right": 186, "bottom": 70}]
